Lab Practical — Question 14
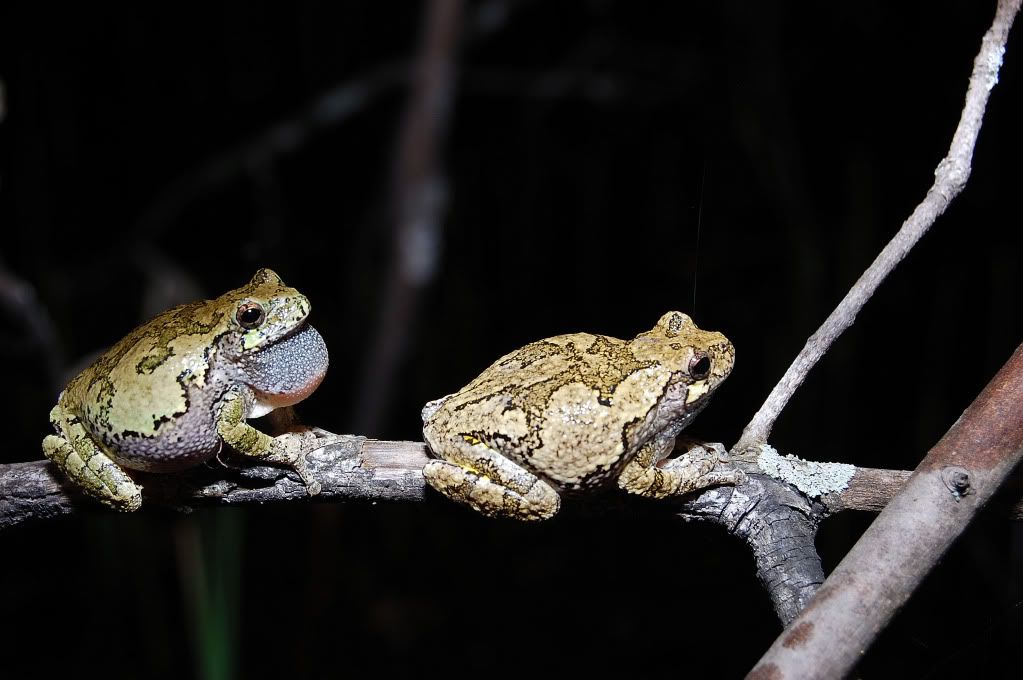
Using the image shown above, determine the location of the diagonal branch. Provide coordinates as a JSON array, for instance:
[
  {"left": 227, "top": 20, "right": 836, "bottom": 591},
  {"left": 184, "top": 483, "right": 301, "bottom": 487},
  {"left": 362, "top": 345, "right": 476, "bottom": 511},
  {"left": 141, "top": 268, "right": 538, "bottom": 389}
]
[
  {"left": 734, "top": 0, "right": 1020, "bottom": 453},
  {"left": 752, "top": 337, "right": 1023, "bottom": 679}
]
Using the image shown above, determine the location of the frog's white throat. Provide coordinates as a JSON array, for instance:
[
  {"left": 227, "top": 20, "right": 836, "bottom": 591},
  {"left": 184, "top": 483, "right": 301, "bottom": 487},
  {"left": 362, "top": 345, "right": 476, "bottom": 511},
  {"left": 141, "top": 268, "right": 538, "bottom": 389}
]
[{"left": 248, "top": 400, "right": 277, "bottom": 419}]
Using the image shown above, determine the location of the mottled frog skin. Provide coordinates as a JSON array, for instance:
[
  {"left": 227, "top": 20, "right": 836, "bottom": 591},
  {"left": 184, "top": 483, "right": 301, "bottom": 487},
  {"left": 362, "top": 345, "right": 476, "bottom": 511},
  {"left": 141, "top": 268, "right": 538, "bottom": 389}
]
[
  {"left": 42, "top": 268, "right": 329, "bottom": 511},
  {"left": 422, "top": 312, "right": 744, "bottom": 520}
]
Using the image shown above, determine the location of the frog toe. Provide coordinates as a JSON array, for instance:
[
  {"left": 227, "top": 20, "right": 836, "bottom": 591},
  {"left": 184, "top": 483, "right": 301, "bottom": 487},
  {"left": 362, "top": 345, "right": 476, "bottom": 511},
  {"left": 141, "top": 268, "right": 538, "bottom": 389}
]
[
  {"left": 42, "top": 435, "right": 143, "bottom": 512},
  {"left": 423, "top": 459, "right": 559, "bottom": 521}
]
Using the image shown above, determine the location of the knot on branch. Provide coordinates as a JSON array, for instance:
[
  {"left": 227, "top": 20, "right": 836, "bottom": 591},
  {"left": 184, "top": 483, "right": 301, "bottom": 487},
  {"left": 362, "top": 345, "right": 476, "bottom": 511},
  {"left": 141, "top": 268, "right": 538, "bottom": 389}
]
[{"left": 933, "top": 156, "right": 970, "bottom": 197}]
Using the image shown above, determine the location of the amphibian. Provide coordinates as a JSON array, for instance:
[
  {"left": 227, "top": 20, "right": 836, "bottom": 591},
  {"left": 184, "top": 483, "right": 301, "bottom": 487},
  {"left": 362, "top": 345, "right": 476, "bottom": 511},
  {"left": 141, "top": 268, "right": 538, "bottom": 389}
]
[
  {"left": 422, "top": 311, "right": 743, "bottom": 520},
  {"left": 42, "top": 268, "right": 328, "bottom": 511}
]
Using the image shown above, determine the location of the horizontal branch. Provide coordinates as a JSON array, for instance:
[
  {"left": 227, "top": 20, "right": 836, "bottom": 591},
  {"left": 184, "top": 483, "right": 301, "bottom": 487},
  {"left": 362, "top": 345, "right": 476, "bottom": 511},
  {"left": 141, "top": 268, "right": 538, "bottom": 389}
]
[
  {"left": 4, "top": 437, "right": 1023, "bottom": 532},
  {"left": 0, "top": 437, "right": 428, "bottom": 530}
]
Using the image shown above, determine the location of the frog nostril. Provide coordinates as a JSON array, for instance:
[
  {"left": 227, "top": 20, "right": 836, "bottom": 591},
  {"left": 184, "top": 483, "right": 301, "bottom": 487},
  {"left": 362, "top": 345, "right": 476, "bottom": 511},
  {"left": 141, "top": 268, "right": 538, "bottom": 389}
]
[{"left": 690, "top": 355, "right": 711, "bottom": 380}]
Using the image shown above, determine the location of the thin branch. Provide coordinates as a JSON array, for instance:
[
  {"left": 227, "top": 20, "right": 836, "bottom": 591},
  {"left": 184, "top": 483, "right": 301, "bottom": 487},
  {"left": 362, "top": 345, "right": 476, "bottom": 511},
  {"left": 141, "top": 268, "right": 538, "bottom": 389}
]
[
  {"left": 131, "top": 0, "right": 525, "bottom": 245},
  {"left": 134, "top": 63, "right": 407, "bottom": 242},
  {"left": 734, "top": 0, "right": 1019, "bottom": 453},
  {"left": 820, "top": 466, "right": 912, "bottom": 514},
  {"left": 354, "top": 0, "right": 464, "bottom": 434}
]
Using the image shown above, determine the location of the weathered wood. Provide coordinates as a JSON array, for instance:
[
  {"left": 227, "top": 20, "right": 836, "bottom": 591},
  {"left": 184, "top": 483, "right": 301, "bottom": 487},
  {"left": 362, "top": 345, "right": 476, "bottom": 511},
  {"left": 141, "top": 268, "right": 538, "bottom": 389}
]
[
  {"left": 753, "top": 338, "right": 1023, "bottom": 679},
  {"left": 5, "top": 436, "right": 1023, "bottom": 532},
  {"left": 0, "top": 437, "right": 430, "bottom": 530}
]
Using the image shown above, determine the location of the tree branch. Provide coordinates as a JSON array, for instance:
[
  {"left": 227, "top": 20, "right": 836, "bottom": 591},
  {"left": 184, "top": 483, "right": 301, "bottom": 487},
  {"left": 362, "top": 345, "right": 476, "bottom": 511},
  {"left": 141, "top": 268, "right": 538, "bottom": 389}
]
[
  {"left": 0, "top": 438, "right": 427, "bottom": 531},
  {"left": 753, "top": 335, "right": 1023, "bottom": 678},
  {"left": 734, "top": 0, "right": 1020, "bottom": 453},
  {"left": 5, "top": 437, "right": 1023, "bottom": 521},
  {"left": 7, "top": 429, "right": 1023, "bottom": 628},
  {"left": 679, "top": 472, "right": 828, "bottom": 625}
]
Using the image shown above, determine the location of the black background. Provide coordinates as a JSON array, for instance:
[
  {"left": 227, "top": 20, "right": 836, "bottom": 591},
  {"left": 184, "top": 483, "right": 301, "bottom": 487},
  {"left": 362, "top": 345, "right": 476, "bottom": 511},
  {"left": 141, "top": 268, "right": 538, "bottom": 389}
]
[{"left": 2, "top": 1, "right": 1022, "bottom": 677}]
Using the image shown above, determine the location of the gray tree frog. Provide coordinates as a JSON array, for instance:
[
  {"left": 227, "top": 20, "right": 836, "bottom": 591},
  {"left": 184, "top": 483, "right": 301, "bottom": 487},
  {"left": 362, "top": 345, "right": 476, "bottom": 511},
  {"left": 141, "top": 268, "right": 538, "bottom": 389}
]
[
  {"left": 422, "top": 311, "right": 744, "bottom": 520},
  {"left": 42, "top": 268, "right": 329, "bottom": 511}
]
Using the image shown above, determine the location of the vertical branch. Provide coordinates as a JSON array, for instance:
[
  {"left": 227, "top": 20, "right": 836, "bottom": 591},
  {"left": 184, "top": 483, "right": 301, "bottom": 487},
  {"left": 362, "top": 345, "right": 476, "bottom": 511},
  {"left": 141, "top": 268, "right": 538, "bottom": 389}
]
[
  {"left": 354, "top": 0, "right": 464, "bottom": 434},
  {"left": 734, "top": 0, "right": 1021, "bottom": 453}
]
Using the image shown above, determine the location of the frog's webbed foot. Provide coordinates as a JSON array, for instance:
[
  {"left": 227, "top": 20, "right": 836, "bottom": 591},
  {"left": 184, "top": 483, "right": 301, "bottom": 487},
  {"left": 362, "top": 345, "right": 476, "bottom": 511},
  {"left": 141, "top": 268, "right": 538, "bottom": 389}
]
[
  {"left": 423, "top": 437, "right": 560, "bottom": 521},
  {"left": 265, "top": 431, "right": 325, "bottom": 496},
  {"left": 265, "top": 426, "right": 352, "bottom": 495},
  {"left": 42, "top": 433, "right": 143, "bottom": 512},
  {"left": 618, "top": 437, "right": 746, "bottom": 500}
]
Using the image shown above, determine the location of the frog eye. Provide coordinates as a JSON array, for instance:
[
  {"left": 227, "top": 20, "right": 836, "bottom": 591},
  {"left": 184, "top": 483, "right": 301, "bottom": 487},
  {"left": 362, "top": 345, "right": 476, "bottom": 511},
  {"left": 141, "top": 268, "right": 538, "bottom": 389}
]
[
  {"left": 236, "top": 302, "right": 266, "bottom": 329},
  {"left": 689, "top": 355, "right": 711, "bottom": 380}
]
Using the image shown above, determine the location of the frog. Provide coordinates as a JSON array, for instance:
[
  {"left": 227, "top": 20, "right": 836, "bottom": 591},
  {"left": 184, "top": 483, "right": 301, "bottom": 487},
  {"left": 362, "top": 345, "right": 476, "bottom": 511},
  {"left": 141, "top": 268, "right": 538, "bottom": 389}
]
[
  {"left": 41, "top": 268, "right": 330, "bottom": 512},
  {"left": 421, "top": 311, "right": 745, "bottom": 520}
]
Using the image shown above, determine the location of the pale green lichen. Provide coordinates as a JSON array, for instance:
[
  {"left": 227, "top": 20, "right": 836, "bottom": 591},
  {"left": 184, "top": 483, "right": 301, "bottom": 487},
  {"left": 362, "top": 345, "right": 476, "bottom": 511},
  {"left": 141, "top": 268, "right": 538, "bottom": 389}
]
[{"left": 755, "top": 444, "right": 855, "bottom": 498}]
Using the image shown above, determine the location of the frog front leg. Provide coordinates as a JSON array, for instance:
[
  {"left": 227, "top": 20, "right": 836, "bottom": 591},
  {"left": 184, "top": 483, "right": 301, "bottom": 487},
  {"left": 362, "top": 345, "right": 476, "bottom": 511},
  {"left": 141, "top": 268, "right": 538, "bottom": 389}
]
[
  {"left": 216, "top": 391, "right": 322, "bottom": 496},
  {"left": 618, "top": 435, "right": 745, "bottom": 500},
  {"left": 42, "top": 404, "right": 143, "bottom": 512},
  {"left": 423, "top": 436, "right": 560, "bottom": 521}
]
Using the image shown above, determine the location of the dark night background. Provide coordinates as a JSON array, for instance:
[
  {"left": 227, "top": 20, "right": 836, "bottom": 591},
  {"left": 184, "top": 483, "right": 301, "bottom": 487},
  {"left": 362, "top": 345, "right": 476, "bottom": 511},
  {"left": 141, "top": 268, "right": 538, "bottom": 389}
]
[{"left": 2, "top": 1, "right": 1022, "bottom": 677}]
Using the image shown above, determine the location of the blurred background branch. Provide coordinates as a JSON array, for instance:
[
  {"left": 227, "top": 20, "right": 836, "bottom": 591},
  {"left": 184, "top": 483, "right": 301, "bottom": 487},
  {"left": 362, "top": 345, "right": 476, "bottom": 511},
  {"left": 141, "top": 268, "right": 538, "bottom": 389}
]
[{"left": 353, "top": 0, "right": 464, "bottom": 435}]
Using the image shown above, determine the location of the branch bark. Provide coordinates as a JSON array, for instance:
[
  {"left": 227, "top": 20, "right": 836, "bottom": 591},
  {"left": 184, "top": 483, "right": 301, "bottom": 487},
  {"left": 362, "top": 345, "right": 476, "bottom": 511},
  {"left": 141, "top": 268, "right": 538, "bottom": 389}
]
[
  {"left": 734, "top": 0, "right": 1020, "bottom": 453},
  {"left": 752, "top": 338, "right": 1023, "bottom": 679},
  {"left": 5, "top": 439, "right": 1023, "bottom": 522},
  {"left": 0, "top": 438, "right": 427, "bottom": 531},
  {"left": 7, "top": 431, "right": 1023, "bottom": 626},
  {"left": 679, "top": 473, "right": 827, "bottom": 625}
]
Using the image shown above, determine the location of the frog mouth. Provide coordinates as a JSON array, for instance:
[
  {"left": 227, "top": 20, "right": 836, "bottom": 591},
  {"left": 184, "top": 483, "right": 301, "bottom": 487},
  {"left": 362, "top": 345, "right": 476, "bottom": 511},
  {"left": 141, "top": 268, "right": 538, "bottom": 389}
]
[{"left": 245, "top": 322, "right": 329, "bottom": 410}]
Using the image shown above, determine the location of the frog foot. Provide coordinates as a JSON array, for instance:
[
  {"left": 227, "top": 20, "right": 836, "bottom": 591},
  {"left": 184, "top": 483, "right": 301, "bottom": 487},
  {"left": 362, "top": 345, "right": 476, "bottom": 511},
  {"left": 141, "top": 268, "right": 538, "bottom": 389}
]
[
  {"left": 423, "top": 460, "right": 560, "bottom": 521},
  {"left": 42, "top": 434, "right": 143, "bottom": 512},
  {"left": 422, "top": 437, "right": 561, "bottom": 521},
  {"left": 619, "top": 439, "right": 746, "bottom": 500},
  {"left": 270, "top": 431, "right": 325, "bottom": 496}
]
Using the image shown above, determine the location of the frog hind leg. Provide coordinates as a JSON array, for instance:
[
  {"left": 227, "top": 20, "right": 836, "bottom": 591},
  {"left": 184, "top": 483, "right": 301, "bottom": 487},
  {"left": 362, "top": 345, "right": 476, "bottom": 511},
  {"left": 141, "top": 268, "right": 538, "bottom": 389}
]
[
  {"left": 422, "top": 436, "right": 560, "bottom": 521},
  {"left": 42, "top": 407, "right": 143, "bottom": 512},
  {"left": 617, "top": 435, "right": 746, "bottom": 500}
]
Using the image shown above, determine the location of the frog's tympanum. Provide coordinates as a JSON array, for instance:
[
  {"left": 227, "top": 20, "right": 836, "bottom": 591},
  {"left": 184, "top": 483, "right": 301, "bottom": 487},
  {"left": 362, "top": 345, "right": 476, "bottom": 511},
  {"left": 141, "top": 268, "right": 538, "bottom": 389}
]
[
  {"left": 42, "top": 268, "right": 329, "bottom": 511},
  {"left": 422, "top": 312, "right": 744, "bottom": 520}
]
